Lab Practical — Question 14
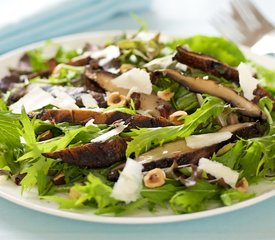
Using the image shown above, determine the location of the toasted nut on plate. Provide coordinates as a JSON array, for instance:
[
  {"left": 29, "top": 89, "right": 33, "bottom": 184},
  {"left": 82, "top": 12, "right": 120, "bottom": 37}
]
[
  {"left": 169, "top": 110, "right": 188, "bottom": 124},
  {"left": 69, "top": 188, "right": 81, "bottom": 200},
  {"left": 144, "top": 168, "right": 166, "bottom": 188},
  {"left": 157, "top": 89, "right": 175, "bottom": 101},
  {"left": 236, "top": 177, "right": 249, "bottom": 192},
  {"left": 107, "top": 92, "right": 127, "bottom": 106},
  {"left": 120, "top": 64, "right": 134, "bottom": 73}
]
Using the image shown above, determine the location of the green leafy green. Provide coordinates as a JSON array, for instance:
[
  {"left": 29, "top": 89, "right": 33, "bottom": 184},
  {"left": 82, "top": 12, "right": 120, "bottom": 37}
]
[
  {"left": 170, "top": 181, "right": 220, "bottom": 213},
  {"left": 126, "top": 96, "right": 226, "bottom": 157},
  {"left": 252, "top": 63, "right": 275, "bottom": 95},
  {"left": 30, "top": 64, "right": 84, "bottom": 86},
  {"left": 0, "top": 112, "right": 21, "bottom": 148},
  {"left": 141, "top": 183, "right": 184, "bottom": 208},
  {"left": 44, "top": 174, "right": 119, "bottom": 212},
  {"left": 166, "top": 35, "right": 246, "bottom": 67},
  {"left": 153, "top": 75, "right": 199, "bottom": 112},
  {"left": 258, "top": 96, "right": 274, "bottom": 124},
  {"left": 220, "top": 189, "right": 255, "bottom": 206},
  {"left": 213, "top": 125, "right": 275, "bottom": 181},
  {"left": 27, "top": 48, "right": 49, "bottom": 72}
]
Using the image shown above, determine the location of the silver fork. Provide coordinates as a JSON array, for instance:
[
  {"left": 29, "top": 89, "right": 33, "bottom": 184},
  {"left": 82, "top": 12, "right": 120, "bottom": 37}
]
[{"left": 212, "top": 0, "right": 275, "bottom": 55}]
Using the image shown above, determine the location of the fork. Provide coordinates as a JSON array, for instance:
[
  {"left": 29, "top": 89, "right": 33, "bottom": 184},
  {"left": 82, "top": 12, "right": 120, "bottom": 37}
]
[{"left": 212, "top": 0, "right": 275, "bottom": 55}]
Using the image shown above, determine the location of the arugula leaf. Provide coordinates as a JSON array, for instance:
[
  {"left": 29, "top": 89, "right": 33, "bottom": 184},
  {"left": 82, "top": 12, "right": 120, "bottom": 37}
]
[
  {"left": 27, "top": 48, "right": 49, "bottom": 72},
  {"left": 153, "top": 75, "right": 199, "bottom": 112},
  {"left": 20, "top": 157, "right": 54, "bottom": 193},
  {"left": 126, "top": 96, "right": 225, "bottom": 157},
  {"left": 213, "top": 125, "right": 275, "bottom": 181},
  {"left": 0, "top": 112, "right": 21, "bottom": 148},
  {"left": 0, "top": 99, "right": 8, "bottom": 111},
  {"left": 170, "top": 181, "right": 220, "bottom": 213},
  {"left": 220, "top": 189, "right": 255, "bottom": 206},
  {"left": 166, "top": 35, "right": 246, "bottom": 67},
  {"left": 44, "top": 174, "right": 118, "bottom": 211},
  {"left": 30, "top": 64, "right": 84, "bottom": 86},
  {"left": 258, "top": 96, "right": 274, "bottom": 124},
  {"left": 141, "top": 183, "right": 184, "bottom": 208},
  {"left": 55, "top": 46, "right": 79, "bottom": 63}
]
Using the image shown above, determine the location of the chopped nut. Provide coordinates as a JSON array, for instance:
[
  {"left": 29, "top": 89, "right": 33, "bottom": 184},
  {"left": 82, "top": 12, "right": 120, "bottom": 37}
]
[
  {"left": 236, "top": 177, "right": 249, "bottom": 192},
  {"left": 157, "top": 89, "right": 175, "bottom": 101},
  {"left": 169, "top": 110, "right": 188, "bottom": 124},
  {"left": 69, "top": 188, "right": 81, "bottom": 200},
  {"left": 106, "top": 92, "right": 127, "bottom": 106},
  {"left": 143, "top": 168, "right": 166, "bottom": 188},
  {"left": 120, "top": 64, "right": 134, "bottom": 73},
  {"left": 52, "top": 172, "right": 65, "bottom": 185}
]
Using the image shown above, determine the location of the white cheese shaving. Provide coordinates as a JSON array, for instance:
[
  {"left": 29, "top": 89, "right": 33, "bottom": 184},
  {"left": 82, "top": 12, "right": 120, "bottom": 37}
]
[
  {"left": 185, "top": 131, "right": 232, "bottom": 149},
  {"left": 51, "top": 91, "right": 79, "bottom": 109},
  {"left": 90, "top": 45, "right": 120, "bottom": 66},
  {"left": 175, "top": 62, "right": 188, "bottom": 72},
  {"left": 198, "top": 158, "right": 239, "bottom": 188},
  {"left": 9, "top": 86, "right": 55, "bottom": 113},
  {"left": 111, "top": 158, "right": 143, "bottom": 203},
  {"left": 90, "top": 122, "right": 127, "bottom": 143},
  {"left": 85, "top": 119, "right": 96, "bottom": 127},
  {"left": 237, "top": 62, "right": 259, "bottom": 100},
  {"left": 144, "top": 55, "right": 174, "bottom": 71},
  {"left": 80, "top": 94, "right": 98, "bottom": 108},
  {"left": 111, "top": 68, "right": 152, "bottom": 95},
  {"left": 134, "top": 31, "right": 156, "bottom": 41},
  {"left": 9, "top": 86, "right": 80, "bottom": 113}
]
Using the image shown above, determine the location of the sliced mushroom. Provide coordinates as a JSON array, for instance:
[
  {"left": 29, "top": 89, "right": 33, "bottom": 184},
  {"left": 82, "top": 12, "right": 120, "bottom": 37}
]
[
  {"left": 36, "top": 109, "right": 174, "bottom": 128},
  {"left": 174, "top": 47, "right": 239, "bottom": 84},
  {"left": 85, "top": 69, "right": 175, "bottom": 117},
  {"left": 44, "top": 138, "right": 127, "bottom": 168},
  {"left": 107, "top": 122, "right": 262, "bottom": 181},
  {"left": 162, "top": 69, "right": 265, "bottom": 119}
]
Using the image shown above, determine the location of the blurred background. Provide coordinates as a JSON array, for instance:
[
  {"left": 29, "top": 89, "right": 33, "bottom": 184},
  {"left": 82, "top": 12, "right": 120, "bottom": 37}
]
[{"left": 0, "top": 0, "right": 275, "bottom": 53}]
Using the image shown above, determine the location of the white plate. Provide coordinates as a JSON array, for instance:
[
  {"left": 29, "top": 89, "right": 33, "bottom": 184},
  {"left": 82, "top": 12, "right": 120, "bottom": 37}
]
[{"left": 0, "top": 31, "right": 275, "bottom": 224}]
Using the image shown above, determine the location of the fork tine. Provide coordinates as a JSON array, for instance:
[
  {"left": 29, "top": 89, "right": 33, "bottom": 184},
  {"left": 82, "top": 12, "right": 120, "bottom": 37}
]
[{"left": 211, "top": 11, "right": 246, "bottom": 43}]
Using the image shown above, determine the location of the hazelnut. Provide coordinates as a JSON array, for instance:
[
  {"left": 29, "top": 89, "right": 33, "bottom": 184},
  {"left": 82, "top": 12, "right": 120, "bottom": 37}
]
[
  {"left": 107, "top": 92, "right": 127, "bottom": 106},
  {"left": 168, "top": 110, "right": 188, "bottom": 124},
  {"left": 143, "top": 168, "right": 166, "bottom": 188},
  {"left": 69, "top": 187, "right": 81, "bottom": 200},
  {"left": 120, "top": 64, "right": 134, "bottom": 73},
  {"left": 236, "top": 177, "right": 249, "bottom": 192},
  {"left": 157, "top": 89, "right": 175, "bottom": 101}
]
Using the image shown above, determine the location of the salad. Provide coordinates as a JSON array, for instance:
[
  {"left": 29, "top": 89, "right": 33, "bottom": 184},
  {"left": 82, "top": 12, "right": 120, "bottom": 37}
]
[{"left": 0, "top": 30, "right": 274, "bottom": 216}]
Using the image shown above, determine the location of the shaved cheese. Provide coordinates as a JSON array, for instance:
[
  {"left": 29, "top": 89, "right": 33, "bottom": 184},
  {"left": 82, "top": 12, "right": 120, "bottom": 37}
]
[
  {"left": 112, "top": 68, "right": 152, "bottom": 95},
  {"left": 9, "top": 86, "right": 55, "bottom": 113},
  {"left": 90, "top": 122, "right": 127, "bottom": 143},
  {"left": 111, "top": 158, "right": 143, "bottom": 203},
  {"left": 144, "top": 55, "right": 174, "bottom": 71},
  {"left": 10, "top": 86, "right": 80, "bottom": 113},
  {"left": 80, "top": 94, "right": 98, "bottom": 108},
  {"left": 198, "top": 158, "right": 239, "bottom": 188},
  {"left": 85, "top": 119, "right": 95, "bottom": 127},
  {"left": 134, "top": 31, "right": 156, "bottom": 41},
  {"left": 90, "top": 45, "right": 120, "bottom": 66},
  {"left": 51, "top": 91, "right": 79, "bottom": 109},
  {"left": 175, "top": 62, "right": 187, "bottom": 72},
  {"left": 237, "top": 62, "right": 259, "bottom": 100},
  {"left": 185, "top": 131, "right": 232, "bottom": 149}
]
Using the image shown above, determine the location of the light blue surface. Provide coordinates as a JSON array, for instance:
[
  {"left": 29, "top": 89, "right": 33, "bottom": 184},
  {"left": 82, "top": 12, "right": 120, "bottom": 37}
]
[
  {"left": 1, "top": 0, "right": 275, "bottom": 239},
  {"left": 1, "top": 196, "right": 275, "bottom": 240}
]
